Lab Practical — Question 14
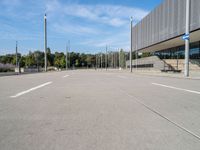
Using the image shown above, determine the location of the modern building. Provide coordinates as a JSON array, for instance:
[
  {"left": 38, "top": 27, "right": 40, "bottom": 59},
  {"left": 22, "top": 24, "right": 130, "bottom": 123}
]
[{"left": 130, "top": 0, "right": 200, "bottom": 72}]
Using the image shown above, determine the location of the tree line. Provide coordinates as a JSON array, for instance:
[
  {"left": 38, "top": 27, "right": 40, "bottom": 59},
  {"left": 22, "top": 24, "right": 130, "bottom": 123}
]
[{"left": 0, "top": 48, "right": 129, "bottom": 70}]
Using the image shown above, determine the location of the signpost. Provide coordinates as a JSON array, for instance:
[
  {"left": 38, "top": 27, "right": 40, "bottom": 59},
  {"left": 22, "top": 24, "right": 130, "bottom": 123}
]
[
  {"left": 182, "top": 34, "right": 190, "bottom": 41},
  {"left": 184, "top": 0, "right": 191, "bottom": 77}
]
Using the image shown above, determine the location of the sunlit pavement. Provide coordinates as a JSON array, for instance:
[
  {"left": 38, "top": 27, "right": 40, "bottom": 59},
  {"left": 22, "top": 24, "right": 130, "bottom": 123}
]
[{"left": 0, "top": 70, "right": 200, "bottom": 150}]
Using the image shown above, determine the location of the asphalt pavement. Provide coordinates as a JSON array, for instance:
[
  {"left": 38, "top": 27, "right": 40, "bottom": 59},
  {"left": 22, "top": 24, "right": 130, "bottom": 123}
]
[{"left": 0, "top": 69, "right": 200, "bottom": 150}]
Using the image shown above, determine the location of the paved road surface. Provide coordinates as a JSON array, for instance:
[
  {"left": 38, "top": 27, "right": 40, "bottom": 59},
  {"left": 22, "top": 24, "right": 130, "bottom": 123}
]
[{"left": 0, "top": 70, "right": 200, "bottom": 150}]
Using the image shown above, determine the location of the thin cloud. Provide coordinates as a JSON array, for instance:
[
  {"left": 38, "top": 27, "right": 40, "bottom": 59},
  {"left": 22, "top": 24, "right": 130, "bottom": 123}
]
[
  {"left": 80, "top": 31, "right": 130, "bottom": 50},
  {"left": 0, "top": 0, "right": 149, "bottom": 53},
  {"left": 52, "top": 23, "right": 100, "bottom": 35},
  {"left": 46, "top": 1, "right": 149, "bottom": 27}
]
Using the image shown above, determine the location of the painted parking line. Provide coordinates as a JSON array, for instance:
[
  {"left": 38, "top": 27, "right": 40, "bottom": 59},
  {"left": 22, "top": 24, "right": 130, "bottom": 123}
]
[
  {"left": 63, "top": 75, "right": 70, "bottom": 78},
  {"left": 10, "top": 82, "right": 52, "bottom": 98},
  {"left": 152, "top": 83, "right": 200, "bottom": 95}
]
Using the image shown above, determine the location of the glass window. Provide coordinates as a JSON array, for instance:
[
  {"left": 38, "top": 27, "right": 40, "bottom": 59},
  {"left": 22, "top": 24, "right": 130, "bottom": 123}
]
[{"left": 154, "top": 41, "right": 200, "bottom": 59}]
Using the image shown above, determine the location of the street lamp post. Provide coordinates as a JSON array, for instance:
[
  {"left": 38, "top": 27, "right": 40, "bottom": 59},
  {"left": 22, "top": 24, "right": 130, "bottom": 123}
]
[
  {"left": 44, "top": 14, "right": 47, "bottom": 72},
  {"left": 130, "top": 17, "right": 133, "bottom": 72},
  {"left": 184, "top": 0, "right": 191, "bottom": 77}
]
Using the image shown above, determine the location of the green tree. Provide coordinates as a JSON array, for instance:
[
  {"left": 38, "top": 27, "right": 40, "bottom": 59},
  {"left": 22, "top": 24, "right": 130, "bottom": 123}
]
[
  {"left": 140, "top": 52, "right": 152, "bottom": 58},
  {"left": 19, "top": 56, "right": 26, "bottom": 67},
  {"left": 47, "top": 48, "right": 54, "bottom": 66},
  {"left": 54, "top": 52, "right": 66, "bottom": 68},
  {"left": 25, "top": 51, "right": 35, "bottom": 67}
]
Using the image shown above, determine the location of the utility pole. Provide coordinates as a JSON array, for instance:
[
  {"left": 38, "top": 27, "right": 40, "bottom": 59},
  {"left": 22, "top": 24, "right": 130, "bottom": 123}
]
[
  {"left": 184, "top": 0, "right": 191, "bottom": 77},
  {"left": 130, "top": 16, "right": 133, "bottom": 72},
  {"left": 15, "top": 41, "right": 18, "bottom": 68},
  {"left": 44, "top": 14, "right": 47, "bottom": 72}
]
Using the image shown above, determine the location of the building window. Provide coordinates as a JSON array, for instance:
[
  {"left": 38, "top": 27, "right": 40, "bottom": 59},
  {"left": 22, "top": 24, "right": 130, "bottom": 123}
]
[{"left": 154, "top": 41, "right": 200, "bottom": 59}]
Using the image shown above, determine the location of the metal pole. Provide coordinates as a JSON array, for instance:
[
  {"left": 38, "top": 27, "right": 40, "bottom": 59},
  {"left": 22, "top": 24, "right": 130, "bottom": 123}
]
[
  {"left": 16, "top": 41, "right": 18, "bottom": 68},
  {"left": 130, "top": 17, "right": 133, "bottom": 72},
  {"left": 184, "top": 0, "right": 190, "bottom": 77},
  {"left": 44, "top": 14, "right": 47, "bottom": 72}
]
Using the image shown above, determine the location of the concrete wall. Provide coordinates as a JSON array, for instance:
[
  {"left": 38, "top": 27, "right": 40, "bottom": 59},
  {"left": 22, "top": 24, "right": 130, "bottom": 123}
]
[
  {"left": 132, "top": 0, "right": 200, "bottom": 51},
  {"left": 126, "top": 56, "right": 200, "bottom": 71},
  {"left": 126, "top": 56, "right": 165, "bottom": 70}
]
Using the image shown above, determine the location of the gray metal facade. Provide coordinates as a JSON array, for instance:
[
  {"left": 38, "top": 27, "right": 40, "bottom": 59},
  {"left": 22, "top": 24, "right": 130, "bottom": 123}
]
[{"left": 133, "top": 0, "right": 200, "bottom": 51}]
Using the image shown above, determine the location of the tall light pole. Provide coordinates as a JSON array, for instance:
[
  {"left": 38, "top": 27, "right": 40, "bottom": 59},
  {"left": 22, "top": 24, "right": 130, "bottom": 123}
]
[
  {"left": 44, "top": 14, "right": 47, "bottom": 72},
  {"left": 184, "top": 0, "right": 191, "bottom": 77},
  {"left": 15, "top": 41, "right": 18, "bottom": 68},
  {"left": 130, "top": 16, "right": 133, "bottom": 72}
]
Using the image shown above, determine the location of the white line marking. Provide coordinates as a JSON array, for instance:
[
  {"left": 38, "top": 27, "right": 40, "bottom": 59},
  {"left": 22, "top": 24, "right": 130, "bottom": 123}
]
[
  {"left": 63, "top": 75, "right": 69, "bottom": 78},
  {"left": 152, "top": 83, "right": 200, "bottom": 95},
  {"left": 117, "top": 75, "right": 127, "bottom": 79},
  {"left": 10, "top": 82, "right": 52, "bottom": 98}
]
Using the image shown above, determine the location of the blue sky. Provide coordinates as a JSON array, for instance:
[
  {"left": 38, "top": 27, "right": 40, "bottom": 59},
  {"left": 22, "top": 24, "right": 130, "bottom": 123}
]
[{"left": 0, "top": 0, "right": 162, "bottom": 54}]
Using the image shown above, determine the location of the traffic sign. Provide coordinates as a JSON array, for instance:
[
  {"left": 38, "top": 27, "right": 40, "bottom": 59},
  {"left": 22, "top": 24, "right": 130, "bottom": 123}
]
[{"left": 182, "top": 34, "right": 190, "bottom": 40}]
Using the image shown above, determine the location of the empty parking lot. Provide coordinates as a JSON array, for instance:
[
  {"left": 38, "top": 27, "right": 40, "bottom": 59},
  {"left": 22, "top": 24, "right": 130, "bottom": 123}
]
[{"left": 0, "top": 70, "right": 200, "bottom": 150}]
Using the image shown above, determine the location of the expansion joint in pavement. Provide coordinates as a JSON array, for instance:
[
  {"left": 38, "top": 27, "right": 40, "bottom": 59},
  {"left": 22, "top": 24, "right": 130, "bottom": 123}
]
[{"left": 119, "top": 88, "right": 200, "bottom": 141}]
